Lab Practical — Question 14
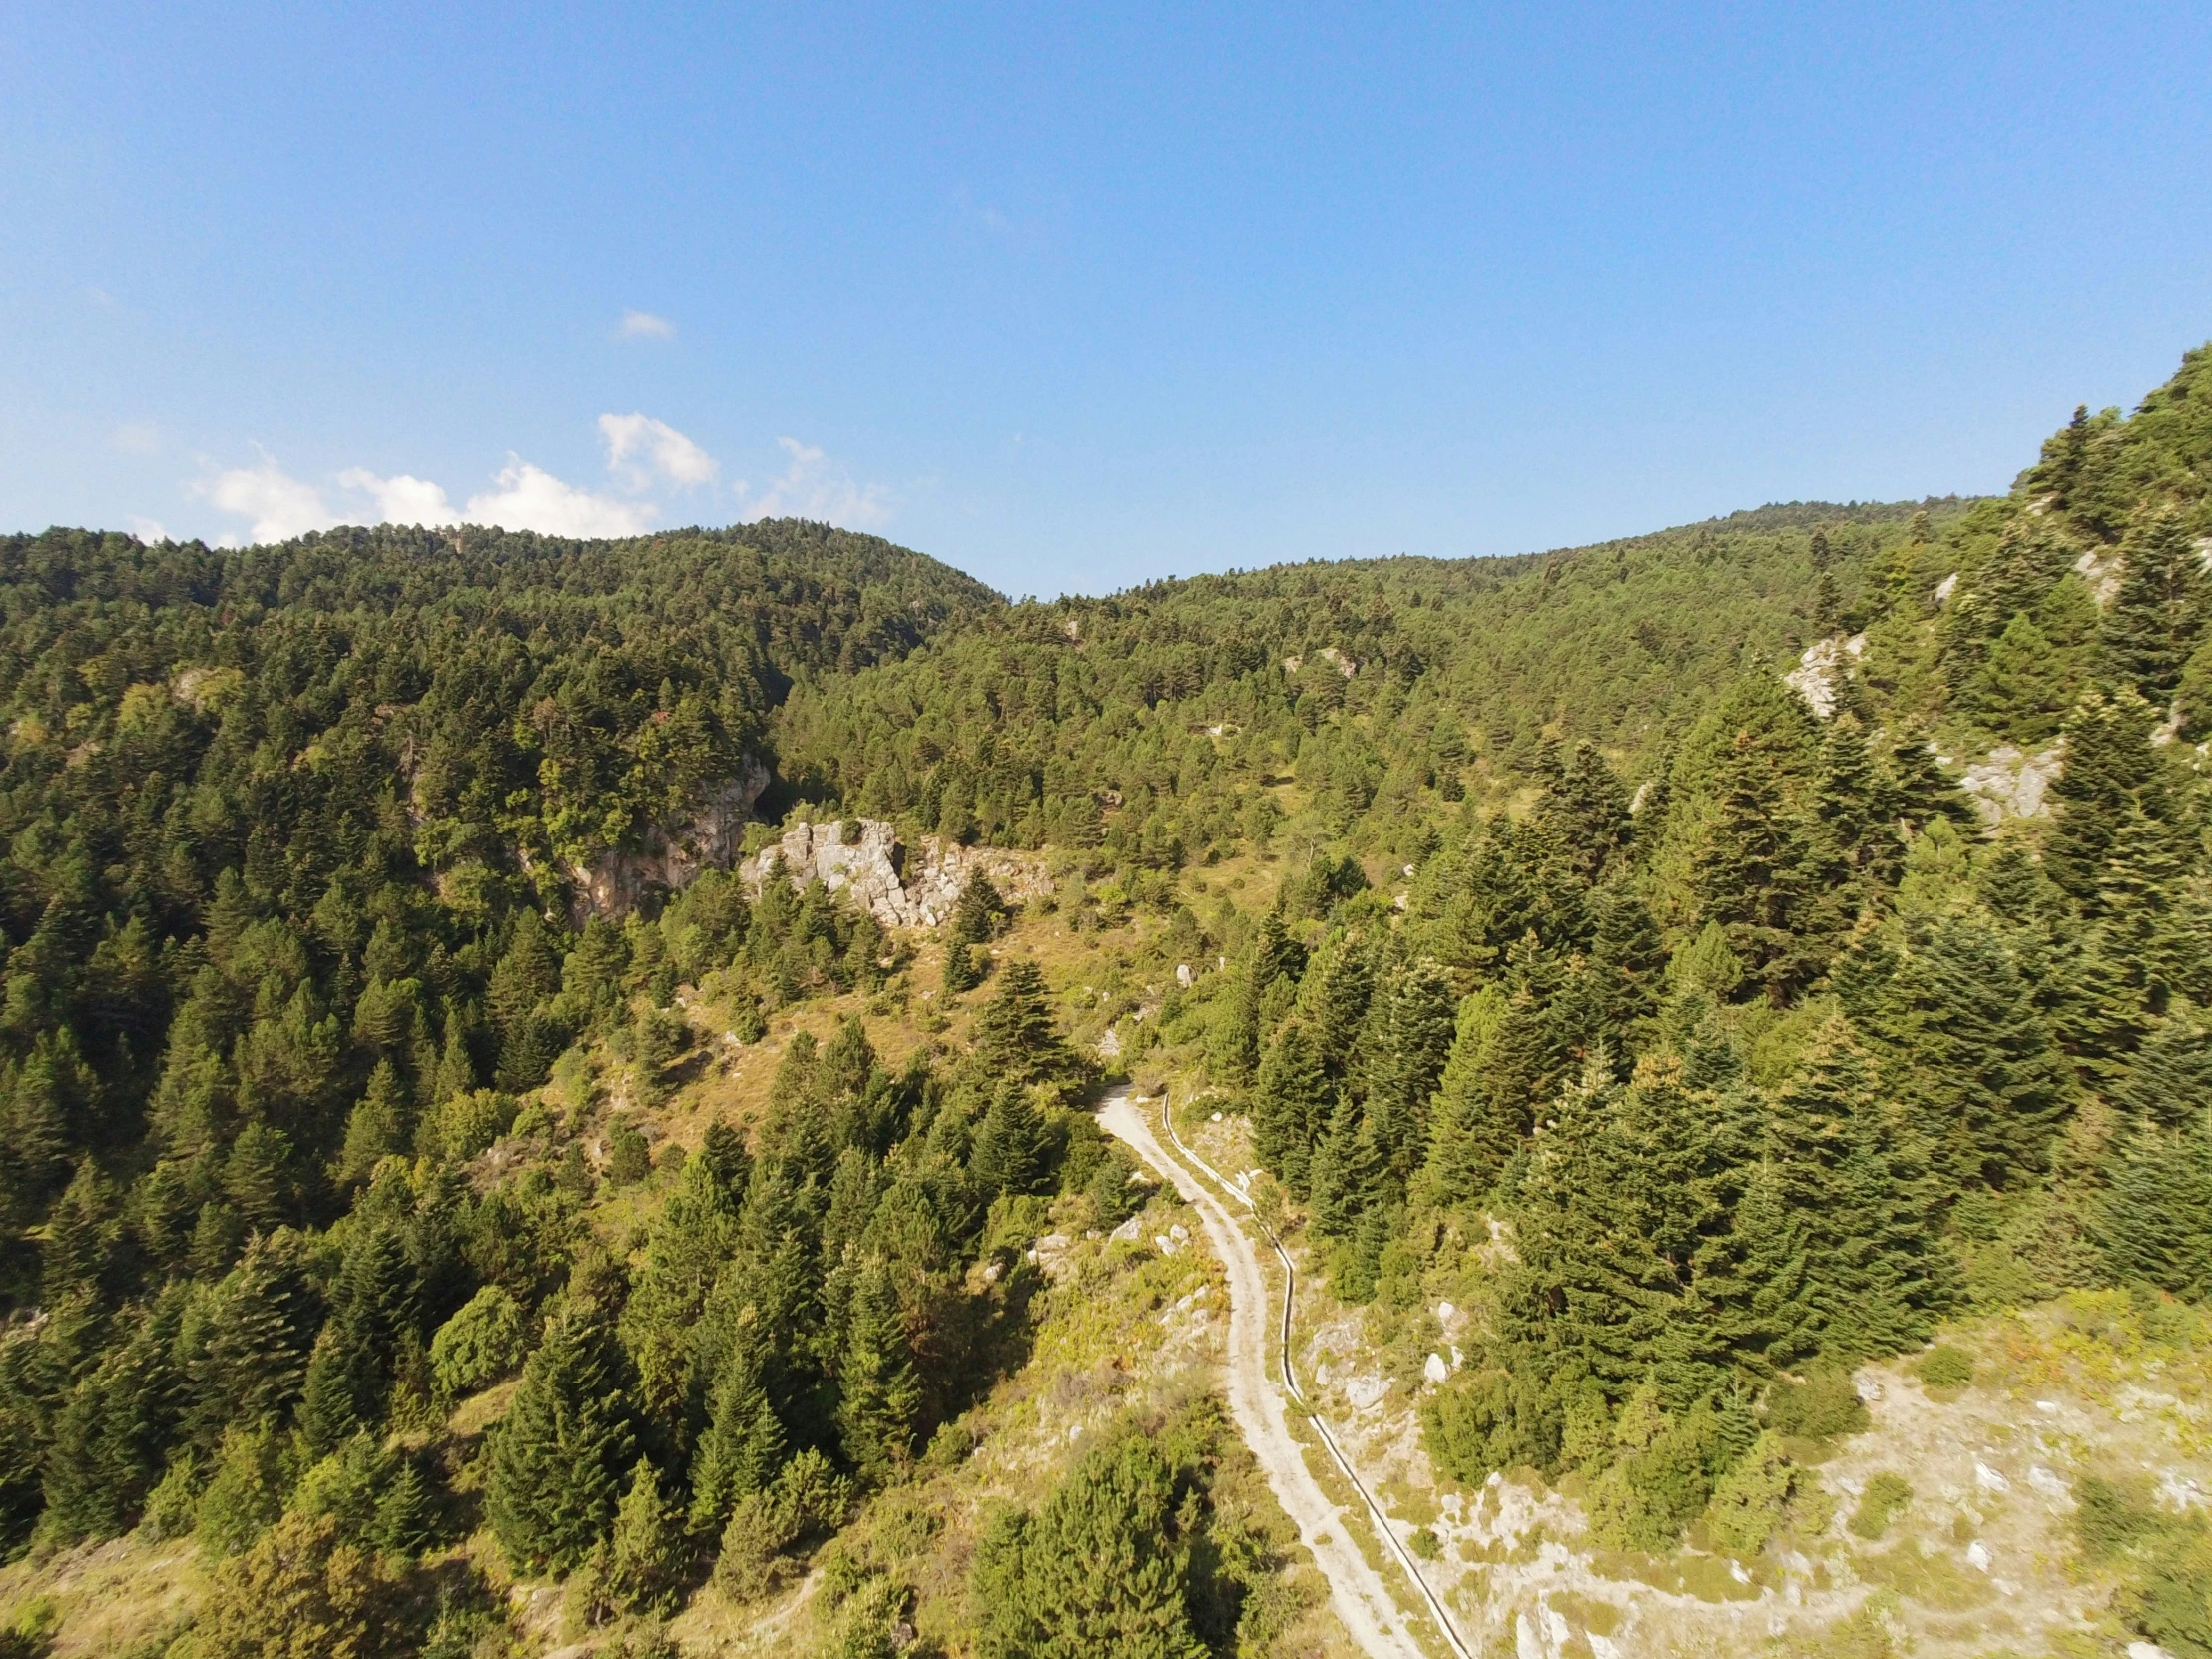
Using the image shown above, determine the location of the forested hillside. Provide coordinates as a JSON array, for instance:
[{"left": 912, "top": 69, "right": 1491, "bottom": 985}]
[{"left": 2, "top": 344, "right": 2210, "bottom": 1657}]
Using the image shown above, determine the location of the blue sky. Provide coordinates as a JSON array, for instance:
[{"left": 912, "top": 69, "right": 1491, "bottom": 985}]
[{"left": 4, "top": 3, "right": 2209, "bottom": 596}]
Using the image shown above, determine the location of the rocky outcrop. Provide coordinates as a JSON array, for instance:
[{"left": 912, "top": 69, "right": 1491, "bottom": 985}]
[
  {"left": 1783, "top": 632, "right": 1867, "bottom": 719},
  {"left": 739, "top": 817, "right": 1054, "bottom": 929},
  {"left": 570, "top": 754, "right": 772, "bottom": 920},
  {"left": 1958, "top": 742, "right": 2064, "bottom": 824}
]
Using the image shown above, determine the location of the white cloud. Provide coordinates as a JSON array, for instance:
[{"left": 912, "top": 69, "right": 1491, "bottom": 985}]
[
  {"left": 128, "top": 516, "right": 169, "bottom": 544},
  {"left": 338, "top": 468, "right": 462, "bottom": 528},
  {"left": 617, "top": 310, "right": 675, "bottom": 340},
  {"left": 195, "top": 458, "right": 337, "bottom": 544},
  {"left": 464, "top": 460, "right": 654, "bottom": 538},
  {"left": 599, "top": 412, "right": 717, "bottom": 490},
  {"left": 741, "top": 437, "right": 890, "bottom": 528}
]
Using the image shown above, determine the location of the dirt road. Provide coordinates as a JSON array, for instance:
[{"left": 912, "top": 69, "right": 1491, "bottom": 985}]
[{"left": 1097, "top": 1087, "right": 1432, "bottom": 1659}]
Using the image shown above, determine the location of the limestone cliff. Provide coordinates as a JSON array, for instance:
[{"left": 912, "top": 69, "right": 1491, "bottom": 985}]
[
  {"left": 568, "top": 754, "right": 772, "bottom": 920},
  {"left": 739, "top": 817, "right": 1054, "bottom": 929}
]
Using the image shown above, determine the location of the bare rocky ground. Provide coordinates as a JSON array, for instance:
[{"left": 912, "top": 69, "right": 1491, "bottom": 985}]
[{"left": 1180, "top": 1104, "right": 2196, "bottom": 1659}]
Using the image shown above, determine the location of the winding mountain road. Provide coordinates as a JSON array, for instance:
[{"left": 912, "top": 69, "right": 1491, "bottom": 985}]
[{"left": 1097, "top": 1086, "right": 1466, "bottom": 1659}]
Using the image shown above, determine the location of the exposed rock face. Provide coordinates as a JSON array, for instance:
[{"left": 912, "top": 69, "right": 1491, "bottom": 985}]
[
  {"left": 1959, "top": 742, "right": 2064, "bottom": 824},
  {"left": 570, "top": 753, "right": 772, "bottom": 920},
  {"left": 739, "top": 817, "right": 1054, "bottom": 929},
  {"left": 1784, "top": 632, "right": 1867, "bottom": 720}
]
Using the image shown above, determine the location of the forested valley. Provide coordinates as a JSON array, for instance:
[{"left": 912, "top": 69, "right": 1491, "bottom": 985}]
[{"left": 3, "top": 346, "right": 2212, "bottom": 1657}]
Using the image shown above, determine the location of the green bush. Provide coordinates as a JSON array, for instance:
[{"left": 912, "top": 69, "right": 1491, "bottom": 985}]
[
  {"left": 1849, "top": 1472, "right": 1913, "bottom": 1540},
  {"left": 197, "top": 1424, "right": 291, "bottom": 1559},
  {"left": 1704, "top": 1432, "right": 1796, "bottom": 1556},
  {"left": 1915, "top": 1346, "right": 1974, "bottom": 1389},
  {"left": 430, "top": 1286, "right": 528, "bottom": 1401},
  {"left": 1765, "top": 1371, "right": 1870, "bottom": 1441},
  {"left": 1421, "top": 1369, "right": 1549, "bottom": 1486},
  {"left": 426, "top": 1089, "right": 516, "bottom": 1162},
  {"left": 607, "top": 1120, "right": 652, "bottom": 1186}
]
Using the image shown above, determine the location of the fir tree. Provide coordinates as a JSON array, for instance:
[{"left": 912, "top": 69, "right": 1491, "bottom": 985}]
[
  {"left": 1419, "top": 985, "right": 1514, "bottom": 1206},
  {"left": 2046, "top": 689, "right": 2163, "bottom": 905},
  {"left": 2102, "top": 508, "right": 2212, "bottom": 703},
  {"left": 337, "top": 1063, "right": 408, "bottom": 1190},
  {"left": 1689, "top": 727, "right": 1835, "bottom": 1004},
  {"left": 1880, "top": 914, "right": 2075, "bottom": 1194},
  {"left": 1761, "top": 1020, "right": 1946, "bottom": 1357},
  {"left": 1252, "top": 1021, "right": 1330, "bottom": 1194},
  {"left": 607, "top": 1458, "right": 684, "bottom": 1617},
  {"left": 688, "top": 1328, "right": 786, "bottom": 1538},
  {"left": 487, "top": 1299, "right": 637, "bottom": 1573},
  {"left": 972, "top": 1431, "right": 1208, "bottom": 1659},
  {"left": 1363, "top": 956, "right": 1457, "bottom": 1184},
  {"left": 1966, "top": 612, "right": 2076, "bottom": 745},
  {"left": 835, "top": 1256, "right": 920, "bottom": 1484},
  {"left": 1306, "top": 1092, "right": 1382, "bottom": 1243},
  {"left": 2117, "top": 1011, "right": 2212, "bottom": 1128},
  {"left": 2096, "top": 806, "right": 2199, "bottom": 1010},
  {"left": 190, "top": 1230, "right": 320, "bottom": 1445},
  {"left": 1292, "top": 931, "right": 1373, "bottom": 1081},
  {"left": 969, "top": 1084, "right": 1049, "bottom": 1200},
  {"left": 972, "top": 959, "right": 1073, "bottom": 1086},
  {"left": 942, "top": 874, "right": 1003, "bottom": 995},
  {"left": 2098, "top": 1120, "right": 2212, "bottom": 1297}
]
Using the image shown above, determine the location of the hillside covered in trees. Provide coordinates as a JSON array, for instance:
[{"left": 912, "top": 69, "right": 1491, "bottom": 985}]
[{"left": 2, "top": 343, "right": 2211, "bottom": 1656}]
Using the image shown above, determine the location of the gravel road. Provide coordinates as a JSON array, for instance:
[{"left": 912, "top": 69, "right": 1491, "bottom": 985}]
[{"left": 1097, "top": 1086, "right": 1431, "bottom": 1659}]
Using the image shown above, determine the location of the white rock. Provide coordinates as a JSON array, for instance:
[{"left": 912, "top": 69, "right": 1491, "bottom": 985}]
[
  {"left": 1153, "top": 1234, "right": 1176, "bottom": 1255},
  {"left": 1935, "top": 571, "right": 1960, "bottom": 606},
  {"left": 1960, "top": 742, "right": 2065, "bottom": 824},
  {"left": 1543, "top": 1607, "right": 1572, "bottom": 1648},
  {"left": 2035, "top": 1399, "right": 2059, "bottom": 1412},
  {"left": 739, "top": 816, "right": 1053, "bottom": 930},
  {"left": 1974, "top": 1459, "right": 2011, "bottom": 1493},
  {"left": 2129, "top": 1643, "right": 2174, "bottom": 1659},
  {"left": 1110, "top": 1214, "right": 1143, "bottom": 1243},
  {"left": 1966, "top": 1539, "right": 1992, "bottom": 1571},
  {"left": 1210, "top": 1111, "right": 1223, "bottom": 1122},
  {"left": 1424, "top": 1352, "right": 1450, "bottom": 1384},
  {"left": 1345, "top": 1374, "right": 1388, "bottom": 1410},
  {"left": 1170, "top": 1223, "right": 1190, "bottom": 1242},
  {"left": 2029, "top": 1465, "right": 2071, "bottom": 1502},
  {"left": 1176, "top": 962, "right": 1193, "bottom": 987},
  {"left": 1588, "top": 1637, "right": 1622, "bottom": 1659},
  {"left": 1729, "top": 1560, "right": 1752, "bottom": 1584},
  {"left": 1436, "top": 1300, "right": 1456, "bottom": 1322},
  {"left": 1785, "top": 635, "right": 1849, "bottom": 718},
  {"left": 1514, "top": 1614, "right": 1544, "bottom": 1659}
]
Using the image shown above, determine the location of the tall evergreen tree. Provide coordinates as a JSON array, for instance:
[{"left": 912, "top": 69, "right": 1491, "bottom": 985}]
[
  {"left": 972, "top": 1431, "right": 1209, "bottom": 1659},
  {"left": 2102, "top": 508, "right": 2212, "bottom": 704},
  {"left": 2045, "top": 689, "right": 2164, "bottom": 906},
  {"left": 969, "top": 1084, "right": 1049, "bottom": 1200},
  {"left": 972, "top": 959, "right": 1074, "bottom": 1086},
  {"left": 1761, "top": 1020, "right": 1947, "bottom": 1357},
  {"left": 1252, "top": 1021, "right": 1331, "bottom": 1194},
  {"left": 1689, "top": 727, "right": 1836, "bottom": 1004},
  {"left": 835, "top": 1256, "right": 920, "bottom": 1484},
  {"left": 1878, "top": 914, "right": 2075, "bottom": 1193},
  {"left": 1419, "top": 986, "right": 1514, "bottom": 1206},
  {"left": 2098, "top": 1119, "right": 2212, "bottom": 1297},
  {"left": 607, "top": 1457, "right": 684, "bottom": 1617},
  {"left": 487, "top": 1299, "right": 637, "bottom": 1573},
  {"left": 687, "top": 1323, "right": 786, "bottom": 1538},
  {"left": 1363, "top": 956, "right": 1457, "bottom": 1184},
  {"left": 1306, "top": 1092, "right": 1382, "bottom": 1243}
]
